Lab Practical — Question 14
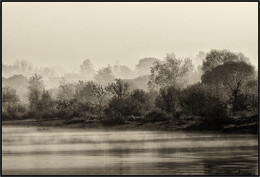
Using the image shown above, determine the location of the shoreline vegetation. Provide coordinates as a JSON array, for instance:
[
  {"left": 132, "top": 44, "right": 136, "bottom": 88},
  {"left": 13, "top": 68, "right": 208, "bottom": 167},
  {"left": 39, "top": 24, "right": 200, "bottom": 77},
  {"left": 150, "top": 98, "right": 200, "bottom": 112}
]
[
  {"left": 3, "top": 114, "right": 257, "bottom": 134},
  {"left": 2, "top": 50, "right": 258, "bottom": 134}
]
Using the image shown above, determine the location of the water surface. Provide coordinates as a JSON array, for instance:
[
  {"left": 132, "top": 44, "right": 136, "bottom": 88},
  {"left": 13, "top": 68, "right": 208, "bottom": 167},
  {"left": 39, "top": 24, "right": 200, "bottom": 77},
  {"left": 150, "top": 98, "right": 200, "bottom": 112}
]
[{"left": 2, "top": 126, "right": 258, "bottom": 175}]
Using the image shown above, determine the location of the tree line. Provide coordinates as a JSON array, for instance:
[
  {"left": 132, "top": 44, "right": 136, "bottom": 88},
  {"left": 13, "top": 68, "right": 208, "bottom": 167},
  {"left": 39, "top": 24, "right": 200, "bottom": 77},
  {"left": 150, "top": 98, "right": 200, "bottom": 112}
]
[{"left": 2, "top": 49, "right": 258, "bottom": 128}]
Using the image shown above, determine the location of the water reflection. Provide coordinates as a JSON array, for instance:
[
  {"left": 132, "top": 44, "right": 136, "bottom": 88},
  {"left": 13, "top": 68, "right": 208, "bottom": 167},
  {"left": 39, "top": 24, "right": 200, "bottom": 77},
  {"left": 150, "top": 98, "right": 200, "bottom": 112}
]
[{"left": 2, "top": 126, "right": 258, "bottom": 175}]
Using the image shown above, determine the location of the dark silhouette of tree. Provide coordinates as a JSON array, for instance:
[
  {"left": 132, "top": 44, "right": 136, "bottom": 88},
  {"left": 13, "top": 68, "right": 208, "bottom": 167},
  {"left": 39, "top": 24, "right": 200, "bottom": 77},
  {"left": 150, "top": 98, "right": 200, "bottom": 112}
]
[
  {"left": 155, "top": 86, "right": 182, "bottom": 116},
  {"left": 202, "top": 61, "right": 255, "bottom": 111},
  {"left": 202, "top": 49, "right": 249, "bottom": 72}
]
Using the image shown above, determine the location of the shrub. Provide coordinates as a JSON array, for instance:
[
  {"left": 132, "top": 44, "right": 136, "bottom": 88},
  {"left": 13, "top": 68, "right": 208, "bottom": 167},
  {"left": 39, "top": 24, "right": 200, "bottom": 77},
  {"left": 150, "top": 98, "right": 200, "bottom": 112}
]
[
  {"left": 2, "top": 103, "right": 28, "bottom": 120},
  {"left": 155, "top": 86, "right": 182, "bottom": 117},
  {"left": 56, "top": 99, "right": 79, "bottom": 119},
  {"left": 181, "top": 83, "right": 228, "bottom": 119},
  {"left": 102, "top": 95, "right": 145, "bottom": 125},
  {"left": 144, "top": 109, "right": 170, "bottom": 122}
]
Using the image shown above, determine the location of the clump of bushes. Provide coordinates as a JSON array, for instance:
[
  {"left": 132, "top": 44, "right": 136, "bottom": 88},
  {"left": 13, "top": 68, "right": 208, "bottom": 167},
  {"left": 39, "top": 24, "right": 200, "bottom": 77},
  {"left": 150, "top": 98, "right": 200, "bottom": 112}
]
[
  {"left": 144, "top": 109, "right": 170, "bottom": 122},
  {"left": 181, "top": 83, "right": 228, "bottom": 119},
  {"left": 2, "top": 86, "right": 28, "bottom": 120},
  {"left": 155, "top": 86, "right": 182, "bottom": 118}
]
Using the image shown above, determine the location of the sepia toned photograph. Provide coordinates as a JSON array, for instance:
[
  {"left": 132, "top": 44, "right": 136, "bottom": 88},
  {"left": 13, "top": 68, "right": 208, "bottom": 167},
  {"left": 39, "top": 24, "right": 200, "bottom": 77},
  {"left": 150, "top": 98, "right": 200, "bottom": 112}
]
[{"left": 2, "top": 1, "right": 258, "bottom": 175}]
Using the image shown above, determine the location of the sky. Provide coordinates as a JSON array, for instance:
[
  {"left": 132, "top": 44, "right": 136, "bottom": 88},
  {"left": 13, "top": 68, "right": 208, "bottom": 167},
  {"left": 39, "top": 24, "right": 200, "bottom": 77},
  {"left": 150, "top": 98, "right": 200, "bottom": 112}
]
[{"left": 2, "top": 2, "right": 258, "bottom": 72}]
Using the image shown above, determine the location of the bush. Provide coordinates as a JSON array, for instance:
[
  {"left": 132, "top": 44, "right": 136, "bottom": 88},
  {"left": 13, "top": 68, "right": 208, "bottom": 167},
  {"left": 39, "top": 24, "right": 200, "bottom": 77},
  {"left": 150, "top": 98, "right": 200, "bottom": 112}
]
[
  {"left": 56, "top": 99, "right": 79, "bottom": 119},
  {"left": 102, "top": 95, "right": 144, "bottom": 125},
  {"left": 155, "top": 86, "right": 182, "bottom": 117},
  {"left": 181, "top": 83, "right": 228, "bottom": 119},
  {"left": 2, "top": 103, "right": 28, "bottom": 120},
  {"left": 144, "top": 109, "right": 170, "bottom": 122}
]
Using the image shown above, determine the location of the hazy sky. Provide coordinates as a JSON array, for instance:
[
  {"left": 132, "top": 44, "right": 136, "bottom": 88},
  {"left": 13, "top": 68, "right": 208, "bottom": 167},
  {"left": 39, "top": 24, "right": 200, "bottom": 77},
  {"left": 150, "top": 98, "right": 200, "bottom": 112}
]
[{"left": 2, "top": 2, "right": 258, "bottom": 72}]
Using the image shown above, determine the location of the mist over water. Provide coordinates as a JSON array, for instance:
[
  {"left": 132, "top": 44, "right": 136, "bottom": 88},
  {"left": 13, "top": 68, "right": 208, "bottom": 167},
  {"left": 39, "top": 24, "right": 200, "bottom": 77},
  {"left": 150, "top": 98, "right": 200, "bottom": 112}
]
[{"left": 2, "top": 126, "right": 258, "bottom": 175}]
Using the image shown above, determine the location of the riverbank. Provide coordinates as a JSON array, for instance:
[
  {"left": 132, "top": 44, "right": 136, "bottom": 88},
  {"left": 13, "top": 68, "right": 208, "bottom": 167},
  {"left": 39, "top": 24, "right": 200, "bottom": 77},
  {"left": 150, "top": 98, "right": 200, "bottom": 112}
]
[{"left": 2, "top": 115, "right": 258, "bottom": 134}]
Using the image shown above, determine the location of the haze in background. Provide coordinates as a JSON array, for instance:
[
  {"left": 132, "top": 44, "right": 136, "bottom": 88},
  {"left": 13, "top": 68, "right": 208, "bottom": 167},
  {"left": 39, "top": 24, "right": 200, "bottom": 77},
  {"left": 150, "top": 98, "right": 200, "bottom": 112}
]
[{"left": 2, "top": 2, "right": 258, "bottom": 72}]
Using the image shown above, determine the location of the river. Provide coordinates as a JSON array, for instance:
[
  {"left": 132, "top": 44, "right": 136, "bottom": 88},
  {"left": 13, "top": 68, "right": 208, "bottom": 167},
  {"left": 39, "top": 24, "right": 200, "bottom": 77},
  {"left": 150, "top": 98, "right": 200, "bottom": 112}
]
[{"left": 2, "top": 126, "right": 258, "bottom": 175}]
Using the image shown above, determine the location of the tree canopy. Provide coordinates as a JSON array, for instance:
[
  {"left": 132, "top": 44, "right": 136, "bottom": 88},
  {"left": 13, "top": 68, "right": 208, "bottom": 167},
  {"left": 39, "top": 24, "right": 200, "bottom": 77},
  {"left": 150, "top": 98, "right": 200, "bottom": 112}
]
[
  {"left": 202, "top": 49, "right": 249, "bottom": 72},
  {"left": 148, "top": 53, "right": 193, "bottom": 89}
]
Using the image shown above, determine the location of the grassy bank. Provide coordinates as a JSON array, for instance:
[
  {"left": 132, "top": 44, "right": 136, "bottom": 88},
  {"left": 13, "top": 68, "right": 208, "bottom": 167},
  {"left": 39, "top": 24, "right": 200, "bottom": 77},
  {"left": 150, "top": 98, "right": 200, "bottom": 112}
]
[{"left": 2, "top": 115, "right": 257, "bottom": 134}]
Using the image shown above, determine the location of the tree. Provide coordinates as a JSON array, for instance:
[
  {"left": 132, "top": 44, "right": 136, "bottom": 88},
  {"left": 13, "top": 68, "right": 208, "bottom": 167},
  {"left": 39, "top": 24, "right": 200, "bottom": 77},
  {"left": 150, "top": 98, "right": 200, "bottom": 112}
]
[
  {"left": 202, "top": 49, "right": 249, "bottom": 72},
  {"left": 2, "top": 86, "right": 20, "bottom": 112},
  {"left": 28, "top": 74, "right": 44, "bottom": 112},
  {"left": 2, "top": 87, "right": 27, "bottom": 120},
  {"left": 201, "top": 61, "right": 255, "bottom": 112},
  {"left": 112, "top": 65, "right": 133, "bottom": 79},
  {"left": 135, "top": 57, "right": 160, "bottom": 76},
  {"left": 181, "top": 83, "right": 227, "bottom": 118},
  {"left": 90, "top": 82, "right": 107, "bottom": 109},
  {"left": 155, "top": 86, "right": 182, "bottom": 116},
  {"left": 94, "top": 66, "right": 115, "bottom": 86},
  {"left": 106, "top": 78, "right": 130, "bottom": 98},
  {"left": 80, "top": 59, "right": 95, "bottom": 76},
  {"left": 148, "top": 53, "right": 193, "bottom": 89},
  {"left": 57, "top": 78, "right": 76, "bottom": 101},
  {"left": 74, "top": 81, "right": 96, "bottom": 103},
  {"left": 38, "top": 90, "right": 56, "bottom": 118}
]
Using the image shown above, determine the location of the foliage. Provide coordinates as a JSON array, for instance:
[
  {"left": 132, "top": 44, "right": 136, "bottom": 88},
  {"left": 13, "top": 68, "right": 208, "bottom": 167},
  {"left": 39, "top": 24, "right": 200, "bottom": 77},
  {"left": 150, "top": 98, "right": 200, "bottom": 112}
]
[
  {"left": 94, "top": 66, "right": 115, "bottom": 86},
  {"left": 148, "top": 53, "right": 193, "bottom": 89},
  {"left": 202, "top": 49, "right": 249, "bottom": 72},
  {"left": 90, "top": 82, "right": 107, "bottom": 110},
  {"left": 155, "top": 86, "right": 182, "bottom": 117},
  {"left": 144, "top": 109, "right": 170, "bottom": 122},
  {"left": 181, "top": 83, "right": 228, "bottom": 118},
  {"left": 57, "top": 78, "right": 76, "bottom": 101},
  {"left": 56, "top": 98, "right": 80, "bottom": 119},
  {"left": 2, "top": 86, "right": 20, "bottom": 106},
  {"left": 27, "top": 74, "right": 44, "bottom": 112},
  {"left": 201, "top": 61, "right": 256, "bottom": 112},
  {"left": 37, "top": 90, "right": 56, "bottom": 118},
  {"left": 2, "top": 87, "right": 27, "bottom": 120},
  {"left": 135, "top": 57, "right": 160, "bottom": 76},
  {"left": 106, "top": 78, "right": 130, "bottom": 98}
]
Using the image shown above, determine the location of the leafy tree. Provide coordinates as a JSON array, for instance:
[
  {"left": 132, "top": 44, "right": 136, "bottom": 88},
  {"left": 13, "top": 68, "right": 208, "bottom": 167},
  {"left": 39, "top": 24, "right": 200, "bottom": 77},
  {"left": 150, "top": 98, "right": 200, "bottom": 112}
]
[
  {"left": 94, "top": 66, "right": 115, "bottom": 86},
  {"left": 74, "top": 81, "right": 96, "bottom": 103},
  {"left": 181, "top": 83, "right": 228, "bottom": 118},
  {"left": 130, "top": 89, "right": 147, "bottom": 104},
  {"left": 38, "top": 90, "right": 56, "bottom": 118},
  {"left": 90, "top": 82, "right": 107, "bottom": 109},
  {"left": 202, "top": 49, "right": 249, "bottom": 72},
  {"left": 201, "top": 61, "right": 256, "bottom": 112},
  {"left": 135, "top": 57, "right": 160, "bottom": 76},
  {"left": 80, "top": 59, "right": 95, "bottom": 76},
  {"left": 2, "top": 86, "right": 20, "bottom": 111},
  {"left": 2, "top": 87, "right": 27, "bottom": 120},
  {"left": 148, "top": 53, "right": 193, "bottom": 89},
  {"left": 57, "top": 78, "right": 76, "bottom": 101},
  {"left": 28, "top": 74, "right": 44, "bottom": 112},
  {"left": 106, "top": 78, "right": 130, "bottom": 98},
  {"left": 155, "top": 86, "right": 182, "bottom": 117},
  {"left": 56, "top": 98, "right": 80, "bottom": 119}
]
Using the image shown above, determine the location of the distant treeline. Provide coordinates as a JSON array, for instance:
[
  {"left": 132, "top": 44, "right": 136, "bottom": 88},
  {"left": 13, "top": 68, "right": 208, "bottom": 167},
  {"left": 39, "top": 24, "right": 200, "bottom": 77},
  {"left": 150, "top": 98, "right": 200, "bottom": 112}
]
[{"left": 2, "top": 49, "right": 258, "bottom": 129}]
